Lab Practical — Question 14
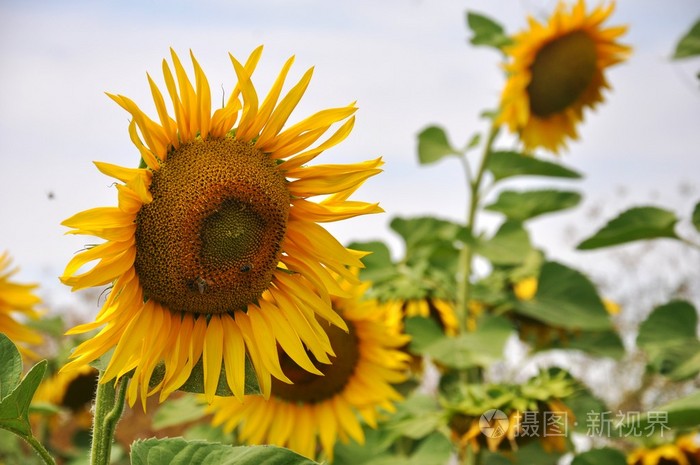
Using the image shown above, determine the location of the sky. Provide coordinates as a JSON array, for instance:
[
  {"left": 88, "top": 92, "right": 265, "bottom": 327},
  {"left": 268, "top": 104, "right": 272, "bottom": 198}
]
[{"left": 1, "top": 0, "right": 699, "bottom": 312}]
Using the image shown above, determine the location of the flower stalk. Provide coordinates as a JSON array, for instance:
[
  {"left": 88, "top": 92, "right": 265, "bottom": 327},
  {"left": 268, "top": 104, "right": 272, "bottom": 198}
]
[{"left": 90, "top": 374, "right": 128, "bottom": 465}]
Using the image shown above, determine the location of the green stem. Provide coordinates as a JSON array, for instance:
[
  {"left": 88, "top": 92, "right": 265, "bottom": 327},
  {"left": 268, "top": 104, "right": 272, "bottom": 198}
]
[
  {"left": 24, "top": 433, "right": 56, "bottom": 465},
  {"left": 456, "top": 124, "right": 500, "bottom": 335},
  {"left": 90, "top": 375, "right": 129, "bottom": 465}
]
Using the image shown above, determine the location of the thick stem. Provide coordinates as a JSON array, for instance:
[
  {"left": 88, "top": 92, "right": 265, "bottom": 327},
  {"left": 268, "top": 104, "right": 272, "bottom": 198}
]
[
  {"left": 456, "top": 125, "right": 500, "bottom": 335},
  {"left": 90, "top": 375, "right": 128, "bottom": 465},
  {"left": 24, "top": 434, "right": 56, "bottom": 465}
]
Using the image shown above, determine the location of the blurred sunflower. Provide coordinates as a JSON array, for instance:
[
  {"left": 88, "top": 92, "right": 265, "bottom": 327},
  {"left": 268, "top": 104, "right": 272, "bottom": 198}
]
[
  {"left": 627, "top": 433, "right": 700, "bottom": 465},
  {"left": 60, "top": 47, "right": 383, "bottom": 408},
  {"left": 0, "top": 251, "right": 42, "bottom": 357},
  {"left": 384, "top": 298, "right": 459, "bottom": 336},
  {"left": 497, "top": 0, "right": 630, "bottom": 153},
  {"left": 33, "top": 365, "right": 99, "bottom": 430},
  {"left": 207, "top": 283, "right": 410, "bottom": 461}
]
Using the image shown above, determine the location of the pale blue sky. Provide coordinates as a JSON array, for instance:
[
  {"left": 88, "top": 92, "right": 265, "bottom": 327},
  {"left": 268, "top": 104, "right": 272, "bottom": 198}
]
[{"left": 1, "top": 0, "right": 699, "bottom": 310}]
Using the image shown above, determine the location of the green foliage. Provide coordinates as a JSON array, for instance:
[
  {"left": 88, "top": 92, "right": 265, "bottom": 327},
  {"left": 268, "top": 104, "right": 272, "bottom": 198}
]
[
  {"left": 476, "top": 221, "right": 532, "bottom": 265},
  {"left": 466, "top": 12, "right": 513, "bottom": 50},
  {"left": 571, "top": 448, "right": 627, "bottom": 465},
  {"left": 673, "top": 18, "right": 700, "bottom": 59},
  {"left": 692, "top": 201, "right": 700, "bottom": 232},
  {"left": 514, "top": 262, "right": 612, "bottom": 331},
  {"left": 484, "top": 189, "right": 582, "bottom": 221},
  {"left": 0, "top": 333, "right": 22, "bottom": 400},
  {"left": 353, "top": 216, "right": 464, "bottom": 300},
  {"left": 152, "top": 394, "right": 207, "bottom": 430},
  {"left": 485, "top": 151, "right": 582, "bottom": 181},
  {"left": 417, "top": 126, "right": 460, "bottom": 165},
  {"left": 0, "top": 334, "right": 47, "bottom": 438},
  {"left": 577, "top": 206, "right": 679, "bottom": 250},
  {"left": 130, "top": 438, "right": 320, "bottom": 465},
  {"left": 420, "top": 315, "right": 514, "bottom": 369},
  {"left": 636, "top": 300, "right": 700, "bottom": 380}
]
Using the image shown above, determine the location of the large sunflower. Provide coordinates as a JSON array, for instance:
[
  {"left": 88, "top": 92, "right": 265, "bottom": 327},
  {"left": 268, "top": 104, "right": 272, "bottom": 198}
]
[
  {"left": 60, "top": 47, "right": 383, "bottom": 408},
  {"left": 206, "top": 283, "right": 410, "bottom": 461},
  {"left": 0, "top": 251, "right": 42, "bottom": 357},
  {"left": 497, "top": 0, "right": 630, "bottom": 153}
]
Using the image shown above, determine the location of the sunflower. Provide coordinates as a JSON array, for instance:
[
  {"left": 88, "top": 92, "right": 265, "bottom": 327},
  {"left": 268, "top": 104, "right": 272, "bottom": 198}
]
[
  {"left": 497, "top": 0, "right": 630, "bottom": 153},
  {"left": 627, "top": 433, "right": 700, "bottom": 465},
  {"left": 0, "top": 251, "right": 42, "bottom": 357},
  {"left": 206, "top": 283, "right": 410, "bottom": 461},
  {"left": 60, "top": 47, "right": 383, "bottom": 409},
  {"left": 32, "top": 365, "right": 98, "bottom": 430},
  {"left": 383, "top": 298, "right": 460, "bottom": 336}
]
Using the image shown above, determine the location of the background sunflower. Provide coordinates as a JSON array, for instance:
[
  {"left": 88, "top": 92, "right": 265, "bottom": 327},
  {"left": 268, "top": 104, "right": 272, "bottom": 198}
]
[
  {"left": 206, "top": 284, "right": 411, "bottom": 461},
  {"left": 497, "top": 0, "right": 631, "bottom": 153},
  {"left": 0, "top": 250, "right": 42, "bottom": 358}
]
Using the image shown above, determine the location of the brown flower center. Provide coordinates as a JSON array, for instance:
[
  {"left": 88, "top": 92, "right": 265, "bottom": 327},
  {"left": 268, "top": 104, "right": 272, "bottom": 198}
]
[
  {"left": 271, "top": 320, "right": 359, "bottom": 404},
  {"left": 527, "top": 31, "right": 598, "bottom": 118},
  {"left": 134, "top": 138, "right": 290, "bottom": 314}
]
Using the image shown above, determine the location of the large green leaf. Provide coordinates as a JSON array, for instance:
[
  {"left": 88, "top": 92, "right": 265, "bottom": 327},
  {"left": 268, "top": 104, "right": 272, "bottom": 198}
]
[
  {"left": 577, "top": 206, "right": 679, "bottom": 250},
  {"left": 0, "top": 360, "right": 47, "bottom": 436},
  {"left": 130, "top": 439, "right": 320, "bottom": 465},
  {"left": 692, "top": 201, "right": 700, "bottom": 233},
  {"left": 466, "top": 12, "right": 513, "bottom": 50},
  {"left": 515, "top": 262, "right": 611, "bottom": 331},
  {"left": 0, "top": 334, "right": 22, "bottom": 400},
  {"left": 423, "top": 315, "right": 513, "bottom": 369},
  {"left": 477, "top": 221, "right": 532, "bottom": 265},
  {"left": 636, "top": 300, "right": 700, "bottom": 380},
  {"left": 572, "top": 448, "right": 626, "bottom": 465},
  {"left": 673, "top": 18, "right": 700, "bottom": 59},
  {"left": 417, "top": 126, "right": 459, "bottom": 165},
  {"left": 485, "top": 190, "right": 581, "bottom": 221},
  {"left": 486, "top": 151, "right": 581, "bottom": 181}
]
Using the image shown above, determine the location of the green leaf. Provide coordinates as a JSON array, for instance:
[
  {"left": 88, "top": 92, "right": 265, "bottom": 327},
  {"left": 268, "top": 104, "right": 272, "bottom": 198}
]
[
  {"left": 563, "top": 330, "right": 625, "bottom": 360},
  {"left": 622, "top": 390, "right": 700, "bottom": 432},
  {"left": 350, "top": 240, "right": 399, "bottom": 285},
  {"left": 485, "top": 190, "right": 581, "bottom": 222},
  {"left": 466, "top": 12, "right": 513, "bottom": 50},
  {"left": 391, "top": 217, "right": 465, "bottom": 252},
  {"left": 692, "top": 201, "right": 700, "bottom": 233},
  {"left": 486, "top": 151, "right": 581, "bottom": 182},
  {"left": 130, "top": 439, "right": 321, "bottom": 465},
  {"left": 0, "top": 334, "right": 22, "bottom": 400},
  {"left": 417, "top": 126, "right": 459, "bottom": 165},
  {"left": 673, "top": 18, "right": 700, "bottom": 59},
  {"left": 424, "top": 315, "right": 513, "bottom": 369},
  {"left": 0, "top": 360, "right": 47, "bottom": 436},
  {"left": 152, "top": 394, "right": 207, "bottom": 430},
  {"left": 636, "top": 300, "right": 700, "bottom": 380},
  {"left": 577, "top": 206, "right": 679, "bottom": 250},
  {"left": 515, "top": 262, "right": 612, "bottom": 331},
  {"left": 404, "top": 317, "right": 445, "bottom": 354},
  {"left": 572, "top": 448, "right": 627, "bottom": 465},
  {"left": 404, "top": 432, "right": 452, "bottom": 465},
  {"left": 477, "top": 221, "right": 532, "bottom": 265}
]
